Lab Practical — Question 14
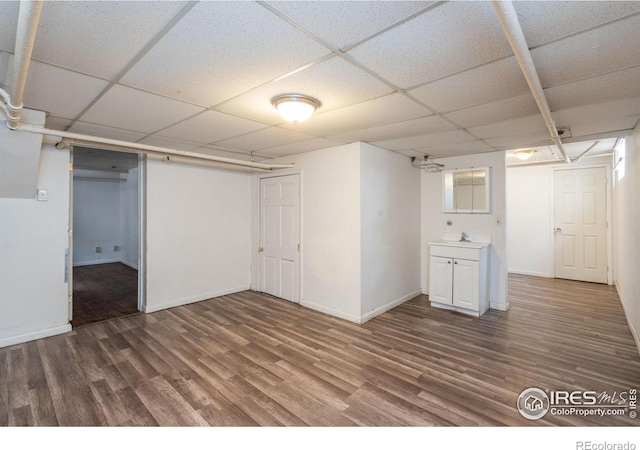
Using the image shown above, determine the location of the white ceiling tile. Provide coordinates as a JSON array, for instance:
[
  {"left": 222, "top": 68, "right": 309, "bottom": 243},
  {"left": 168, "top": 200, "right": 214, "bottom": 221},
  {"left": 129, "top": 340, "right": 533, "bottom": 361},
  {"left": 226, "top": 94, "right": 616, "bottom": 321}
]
[
  {"left": 216, "top": 57, "right": 393, "bottom": 125},
  {"left": 412, "top": 140, "right": 495, "bottom": 158},
  {"left": 347, "top": 1, "right": 512, "bottom": 88},
  {"left": 21, "top": 61, "right": 108, "bottom": 119},
  {"left": 515, "top": 1, "right": 640, "bottom": 48},
  {"left": 546, "top": 66, "right": 640, "bottom": 111},
  {"left": 69, "top": 121, "right": 148, "bottom": 143},
  {"left": 445, "top": 94, "right": 539, "bottom": 129},
  {"left": 395, "top": 149, "right": 428, "bottom": 159},
  {"left": 485, "top": 133, "right": 553, "bottom": 150},
  {"left": 569, "top": 116, "right": 640, "bottom": 139},
  {"left": 552, "top": 96, "right": 640, "bottom": 126},
  {"left": 532, "top": 15, "right": 640, "bottom": 87},
  {"left": 80, "top": 85, "right": 204, "bottom": 134},
  {"left": 32, "top": 2, "right": 186, "bottom": 79},
  {"left": 468, "top": 114, "right": 547, "bottom": 139},
  {"left": 328, "top": 115, "right": 456, "bottom": 144},
  {"left": 0, "top": 2, "right": 19, "bottom": 53},
  {"left": 137, "top": 135, "right": 203, "bottom": 151},
  {"left": 121, "top": 1, "right": 329, "bottom": 107},
  {"left": 45, "top": 116, "right": 72, "bottom": 130},
  {"left": 374, "top": 129, "right": 476, "bottom": 151},
  {"left": 256, "top": 138, "right": 343, "bottom": 157},
  {"left": 158, "top": 110, "right": 268, "bottom": 144},
  {"left": 407, "top": 57, "right": 529, "bottom": 112},
  {"left": 280, "top": 93, "right": 430, "bottom": 136},
  {"left": 214, "top": 127, "right": 316, "bottom": 152},
  {"left": 268, "top": 1, "right": 434, "bottom": 49}
]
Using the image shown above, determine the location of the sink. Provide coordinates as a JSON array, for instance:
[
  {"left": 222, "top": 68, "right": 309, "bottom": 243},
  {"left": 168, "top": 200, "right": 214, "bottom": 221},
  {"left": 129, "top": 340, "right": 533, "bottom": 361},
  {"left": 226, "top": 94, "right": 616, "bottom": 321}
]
[{"left": 432, "top": 240, "right": 490, "bottom": 249}]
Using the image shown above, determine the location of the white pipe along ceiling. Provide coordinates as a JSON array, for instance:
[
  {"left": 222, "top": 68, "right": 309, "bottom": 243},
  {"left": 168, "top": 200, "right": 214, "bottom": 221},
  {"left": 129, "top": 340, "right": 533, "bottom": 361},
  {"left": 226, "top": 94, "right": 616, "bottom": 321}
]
[
  {"left": 0, "top": 0, "right": 293, "bottom": 172},
  {"left": 492, "top": 0, "right": 572, "bottom": 164}
]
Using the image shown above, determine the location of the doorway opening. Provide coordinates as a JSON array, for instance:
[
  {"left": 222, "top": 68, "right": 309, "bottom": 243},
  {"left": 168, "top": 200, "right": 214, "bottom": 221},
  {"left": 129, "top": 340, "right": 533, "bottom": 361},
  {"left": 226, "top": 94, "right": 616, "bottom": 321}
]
[{"left": 70, "top": 147, "right": 144, "bottom": 327}]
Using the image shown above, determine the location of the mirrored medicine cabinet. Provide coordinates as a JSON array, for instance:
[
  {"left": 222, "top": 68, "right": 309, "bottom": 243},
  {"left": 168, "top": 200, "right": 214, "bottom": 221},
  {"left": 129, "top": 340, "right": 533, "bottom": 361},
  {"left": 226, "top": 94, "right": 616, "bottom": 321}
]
[{"left": 442, "top": 167, "right": 491, "bottom": 214}]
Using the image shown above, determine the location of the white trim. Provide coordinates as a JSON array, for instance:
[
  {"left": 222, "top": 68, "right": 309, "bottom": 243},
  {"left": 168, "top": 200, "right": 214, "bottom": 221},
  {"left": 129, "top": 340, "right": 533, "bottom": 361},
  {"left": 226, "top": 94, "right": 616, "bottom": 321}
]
[
  {"left": 0, "top": 324, "right": 72, "bottom": 348},
  {"left": 615, "top": 281, "right": 640, "bottom": 358},
  {"left": 121, "top": 260, "right": 138, "bottom": 270},
  {"left": 143, "top": 286, "right": 249, "bottom": 313},
  {"left": 508, "top": 270, "right": 551, "bottom": 278},
  {"left": 360, "top": 289, "right": 422, "bottom": 324},
  {"left": 72, "top": 258, "right": 121, "bottom": 267},
  {"left": 490, "top": 302, "right": 510, "bottom": 311},
  {"left": 299, "top": 299, "right": 361, "bottom": 324}
]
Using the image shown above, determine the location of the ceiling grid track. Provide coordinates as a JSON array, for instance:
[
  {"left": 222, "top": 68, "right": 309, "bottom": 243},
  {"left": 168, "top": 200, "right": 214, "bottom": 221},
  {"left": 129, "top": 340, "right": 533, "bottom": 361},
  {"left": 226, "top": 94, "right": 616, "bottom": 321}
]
[{"left": 64, "top": 1, "right": 199, "bottom": 132}]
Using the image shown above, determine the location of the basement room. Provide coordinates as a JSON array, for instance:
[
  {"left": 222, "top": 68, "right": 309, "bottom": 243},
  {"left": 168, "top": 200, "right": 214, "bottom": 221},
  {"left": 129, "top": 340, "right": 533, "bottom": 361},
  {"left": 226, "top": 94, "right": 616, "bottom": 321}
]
[{"left": 1, "top": 0, "right": 639, "bottom": 447}]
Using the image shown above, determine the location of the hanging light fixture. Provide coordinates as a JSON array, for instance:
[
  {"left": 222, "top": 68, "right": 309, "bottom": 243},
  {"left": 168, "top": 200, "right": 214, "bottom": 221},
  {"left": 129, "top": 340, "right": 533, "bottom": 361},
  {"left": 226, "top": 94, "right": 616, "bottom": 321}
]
[
  {"left": 514, "top": 149, "right": 537, "bottom": 160},
  {"left": 411, "top": 155, "right": 444, "bottom": 172},
  {"left": 272, "top": 94, "right": 320, "bottom": 123}
]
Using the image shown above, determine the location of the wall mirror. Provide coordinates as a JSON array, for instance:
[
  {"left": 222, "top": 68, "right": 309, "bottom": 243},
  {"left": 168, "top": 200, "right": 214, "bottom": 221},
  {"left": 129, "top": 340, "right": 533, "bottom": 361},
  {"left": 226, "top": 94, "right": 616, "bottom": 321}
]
[{"left": 442, "top": 167, "right": 491, "bottom": 214}]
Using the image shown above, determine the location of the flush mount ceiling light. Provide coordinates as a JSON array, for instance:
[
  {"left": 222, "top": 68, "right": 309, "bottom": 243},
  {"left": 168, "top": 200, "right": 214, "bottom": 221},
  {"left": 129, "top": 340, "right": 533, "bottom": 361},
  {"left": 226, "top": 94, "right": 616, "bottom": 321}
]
[
  {"left": 515, "top": 149, "right": 537, "bottom": 160},
  {"left": 272, "top": 94, "right": 320, "bottom": 123}
]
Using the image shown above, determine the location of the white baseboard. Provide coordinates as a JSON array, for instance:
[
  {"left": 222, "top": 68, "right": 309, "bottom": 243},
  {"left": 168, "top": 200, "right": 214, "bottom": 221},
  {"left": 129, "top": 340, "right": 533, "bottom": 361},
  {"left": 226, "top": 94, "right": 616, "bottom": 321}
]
[
  {"left": 490, "top": 301, "right": 510, "bottom": 311},
  {"left": 120, "top": 260, "right": 139, "bottom": 270},
  {"left": 615, "top": 281, "right": 640, "bottom": 358},
  {"left": 73, "top": 258, "right": 120, "bottom": 267},
  {"left": 144, "top": 286, "right": 250, "bottom": 313},
  {"left": 360, "top": 289, "right": 422, "bottom": 324},
  {"left": 299, "top": 299, "right": 361, "bottom": 324},
  {"left": 508, "top": 270, "right": 551, "bottom": 278},
  {"left": 0, "top": 324, "right": 72, "bottom": 348}
]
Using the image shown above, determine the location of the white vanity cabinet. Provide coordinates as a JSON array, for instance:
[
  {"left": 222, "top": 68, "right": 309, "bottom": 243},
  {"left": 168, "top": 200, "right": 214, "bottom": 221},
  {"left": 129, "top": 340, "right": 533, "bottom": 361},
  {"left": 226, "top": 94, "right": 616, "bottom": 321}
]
[{"left": 429, "top": 242, "right": 490, "bottom": 316}]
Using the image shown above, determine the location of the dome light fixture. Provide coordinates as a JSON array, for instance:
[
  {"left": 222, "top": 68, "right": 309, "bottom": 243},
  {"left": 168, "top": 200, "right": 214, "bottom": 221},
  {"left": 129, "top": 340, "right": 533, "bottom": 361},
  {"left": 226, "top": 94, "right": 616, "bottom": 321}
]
[
  {"left": 271, "top": 94, "right": 320, "bottom": 123},
  {"left": 515, "top": 149, "right": 537, "bottom": 160}
]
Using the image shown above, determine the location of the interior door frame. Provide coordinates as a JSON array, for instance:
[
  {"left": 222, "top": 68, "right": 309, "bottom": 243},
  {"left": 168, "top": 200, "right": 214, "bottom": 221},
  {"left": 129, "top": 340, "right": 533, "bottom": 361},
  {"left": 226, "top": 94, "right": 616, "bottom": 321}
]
[
  {"left": 550, "top": 163, "right": 613, "bottom": 285},
  {"left": 254, "top": 169, "right": 303, "bottom": 302},
  {"left": 68, "top": 147, "right": 147, "bottom": 324}
]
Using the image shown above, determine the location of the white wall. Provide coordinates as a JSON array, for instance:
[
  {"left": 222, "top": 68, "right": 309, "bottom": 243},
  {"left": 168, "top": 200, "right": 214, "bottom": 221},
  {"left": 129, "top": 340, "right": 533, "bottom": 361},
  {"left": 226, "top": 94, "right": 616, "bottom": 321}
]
[
  {"left": 506, "top": 156, "right": 612, "bottom": 280},
  {"left": 613, "top": 127, "right": 640, "bottom": 353},
  {"left": 73, "top": 168, "right": 139, "bottom": 268},
  {"left": 422, "top": 151, "right": 508, "bottom": 310},
  {"left": 507, "top": 165, "right": 552, "bottom": 277},
  {"left": 360, "top": 143, "right": 421, "bottom": 320},
  {"left": 0, "top": 144, "right": 71, "bottom": 347},
  {"left": 256, "top": 143, "right": 363, "bottom": 322},
  {"left": 145, "top": 158, "right": 252, "bottom": 313},
  {"left": 73, "top": 172, "right": 123, "bottom": 266}
]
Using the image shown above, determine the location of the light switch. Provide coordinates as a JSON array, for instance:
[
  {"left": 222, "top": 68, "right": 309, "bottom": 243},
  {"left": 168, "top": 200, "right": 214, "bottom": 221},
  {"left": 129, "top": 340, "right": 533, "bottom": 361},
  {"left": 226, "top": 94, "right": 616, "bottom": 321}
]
[{"left": 37, "top": 189, "right": 48, "bottom": 201}]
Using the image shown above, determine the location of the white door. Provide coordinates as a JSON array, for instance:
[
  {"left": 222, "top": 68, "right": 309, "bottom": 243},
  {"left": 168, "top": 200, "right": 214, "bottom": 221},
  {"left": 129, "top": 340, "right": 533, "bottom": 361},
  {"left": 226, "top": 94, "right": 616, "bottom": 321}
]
[
  {"left": 452, "top": 259, "right": 479, "bottom": 310},
  {"left": 429, "top": 256, "right": 453, "bottom": 305},
  {"left": 554, "top": 167, "right": 607, "bottom": 283},
  {"left": 259, "top": 175, "right": 300, "bottom": 302}
]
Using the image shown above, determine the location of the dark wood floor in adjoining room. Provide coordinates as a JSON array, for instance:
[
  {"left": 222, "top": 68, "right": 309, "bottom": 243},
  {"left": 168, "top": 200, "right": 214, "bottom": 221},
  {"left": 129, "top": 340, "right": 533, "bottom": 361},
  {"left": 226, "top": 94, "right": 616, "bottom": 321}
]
[
  {"left": 1, "top": 274, "right": 639, "bottom": 426},
  {"left": 72, "top": 262, "right": 139, "bottom": 327}
]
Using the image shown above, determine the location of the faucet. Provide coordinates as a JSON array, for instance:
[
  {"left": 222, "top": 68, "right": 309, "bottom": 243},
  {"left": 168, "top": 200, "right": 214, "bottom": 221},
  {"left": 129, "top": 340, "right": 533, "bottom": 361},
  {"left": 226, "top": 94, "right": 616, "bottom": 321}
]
[{"left": 460, "top": 232, "right": 471, "bottom": 242}]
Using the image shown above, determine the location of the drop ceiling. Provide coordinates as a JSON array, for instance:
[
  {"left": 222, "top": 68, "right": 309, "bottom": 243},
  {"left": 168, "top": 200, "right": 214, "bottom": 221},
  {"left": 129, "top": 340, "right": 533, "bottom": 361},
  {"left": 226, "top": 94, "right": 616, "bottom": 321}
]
[{"left": 1, "top": 1, "right": 639, "bottom": 162}]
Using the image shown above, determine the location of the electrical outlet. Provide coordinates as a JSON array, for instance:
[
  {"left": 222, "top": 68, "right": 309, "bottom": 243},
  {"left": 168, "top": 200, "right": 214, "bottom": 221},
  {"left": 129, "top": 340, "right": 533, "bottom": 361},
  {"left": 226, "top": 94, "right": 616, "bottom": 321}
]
[
  {"left": 37, "top": 189, "right": 48, "bottom": 201},
  {"left": 95, "top": 246, "right": 102, "bottom": 253},
  {"left": 113, "top": 245, "right": 121, "bottom": 252}
]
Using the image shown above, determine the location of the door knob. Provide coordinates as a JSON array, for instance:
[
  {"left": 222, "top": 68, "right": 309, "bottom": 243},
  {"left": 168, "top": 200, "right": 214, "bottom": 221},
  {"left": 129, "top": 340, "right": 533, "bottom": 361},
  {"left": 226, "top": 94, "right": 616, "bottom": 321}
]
[
  {"left": 555, "top": 227, "right": 562, "bottom": 233},
  {"left": 258, "top": 247, "right": 264, "bottom": 253}
]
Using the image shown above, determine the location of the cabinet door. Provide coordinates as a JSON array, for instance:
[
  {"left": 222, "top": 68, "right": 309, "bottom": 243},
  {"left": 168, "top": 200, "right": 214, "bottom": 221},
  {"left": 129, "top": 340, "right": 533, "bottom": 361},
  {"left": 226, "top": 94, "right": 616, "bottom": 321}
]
[
  {"left": 453, "top": 259, "right": 479, "bottom": 310},
  {"left": 429, "top": 256, "right": 453, "bottom": 305}
]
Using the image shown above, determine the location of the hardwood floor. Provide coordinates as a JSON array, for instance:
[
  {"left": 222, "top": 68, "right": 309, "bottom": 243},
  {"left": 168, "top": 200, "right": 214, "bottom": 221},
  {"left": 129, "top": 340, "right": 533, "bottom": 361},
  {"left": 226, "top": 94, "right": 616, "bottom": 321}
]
[
  {"left": 1, "top": 274, "right": 639, "bottom": 426},
  {"left": 72, "top": 263, "right": 139, "bottom": 327}
]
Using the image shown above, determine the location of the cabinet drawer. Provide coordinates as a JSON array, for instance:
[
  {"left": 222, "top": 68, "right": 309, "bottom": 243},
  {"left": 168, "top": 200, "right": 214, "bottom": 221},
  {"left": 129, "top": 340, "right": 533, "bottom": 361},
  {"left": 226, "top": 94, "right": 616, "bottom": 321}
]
[{"left": 430, "top": 244, "right": 482, "bottom": 261}]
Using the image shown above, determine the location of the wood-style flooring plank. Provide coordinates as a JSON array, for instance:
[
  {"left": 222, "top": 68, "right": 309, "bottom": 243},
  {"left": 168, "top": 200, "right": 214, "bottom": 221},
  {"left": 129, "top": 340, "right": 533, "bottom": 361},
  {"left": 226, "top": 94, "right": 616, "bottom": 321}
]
[{"left": 1, "top": 274, "right": 639, "bottom": 426}]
